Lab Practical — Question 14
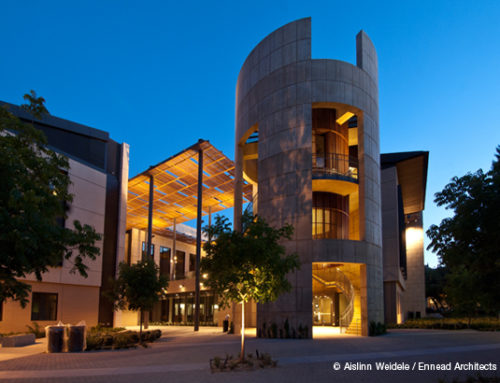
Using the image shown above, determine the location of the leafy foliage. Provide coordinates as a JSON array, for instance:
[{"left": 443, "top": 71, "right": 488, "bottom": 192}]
[
  {"left": 388, "top": 317, "right": 500, "bottom": 331},
  {"left": 427, "top": 146, "right": 500, "bottom": 317},
  {"left": 0, "top": 92, "right": 102, "bottom": 306},
  {"left": 109, "top": 259, "right": 168, "bottom": 336},
  {"left": 209, "top": 350, "right": 278, "bottom": 372},
  {"left": 425, "top": 265, "right": 448, "bottom": 312},
  {"left": 85, "top": 329, "right": 161, "bottom": 351},
  {"left": 201, "top": 211, "right": 299, "bottom": 360},
  {"left": 111, "top": 259, "right": 168, "bottom": 312},
  {"left": 21, "top": 90, "right": 49, "bottom": 118},
  {"left": 201, "top": 212, "right": 300, "bottom": 307}
]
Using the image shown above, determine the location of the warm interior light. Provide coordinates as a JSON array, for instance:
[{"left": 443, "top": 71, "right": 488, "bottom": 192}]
[
  {"left": 336, "top": 112, "right": 354, "bottom": 125},
  {"left": 406, "top": 227, "right": 423, "bottom": 248},
  {"left": 203, "top": 273, "right": 208, "bottom": 279}
]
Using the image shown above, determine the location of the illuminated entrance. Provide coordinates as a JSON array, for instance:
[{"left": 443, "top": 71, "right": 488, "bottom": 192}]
[{"left": 312, "top": 262, "right": 363, "bottom": 335}]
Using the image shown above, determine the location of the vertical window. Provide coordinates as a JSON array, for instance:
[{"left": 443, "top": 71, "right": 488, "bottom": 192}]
[
  {"left": 315, "top": 134, "right": 326, "bottom": 168},
  {"left": 189, "top": 253, "right": 196, "bottom": 272},
  {"left": 160, "top": 246, "right": 171, "bottom": 278},
  {"left": 175, "top": 251, "right": 185, "bottom": 279},
  {"left": 312, "top": 192, "right": 349, "bottom": 239},
  {"left": 142, "top": 241, "right": 155, "bottom": 258},
  {"left": 31, "top": 293, "right": 58, "bottom": 321}
]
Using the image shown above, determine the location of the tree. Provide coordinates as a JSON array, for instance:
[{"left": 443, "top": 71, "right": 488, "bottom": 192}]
[
  {"left": 201, "top": 212, "right": 300, "bottom": 361},
  {"left": 21, "top": 90, "right": 49, "bottom": 118},
  {"left": 427, "top": 146, "right": 500, "bottom": 320},
  {"left": 425, "top": 265, "right": 447, "bottom": 313},
  {"left": 110, "top": 259, "right": 168, "bottom": 339},
  {"left": 0, "top": 91, "right": 102, "bottom": 306}
]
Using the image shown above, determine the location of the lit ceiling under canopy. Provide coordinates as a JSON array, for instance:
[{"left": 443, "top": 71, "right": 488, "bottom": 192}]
[{"left": 127, "top": 139, "right": 252, "bottom": 238}]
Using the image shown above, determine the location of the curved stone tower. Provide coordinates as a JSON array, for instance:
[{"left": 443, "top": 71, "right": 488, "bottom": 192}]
[{"left": 234, "top": 18, "right": 383, "bottom": 336}]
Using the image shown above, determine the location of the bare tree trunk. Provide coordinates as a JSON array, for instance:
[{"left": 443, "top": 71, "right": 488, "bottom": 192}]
[
  {"left": 240, "top": 301, "right": 245, "bottom": 362},
  {"left": 140, "top": 309, "right": 143, "bottom": 342}
]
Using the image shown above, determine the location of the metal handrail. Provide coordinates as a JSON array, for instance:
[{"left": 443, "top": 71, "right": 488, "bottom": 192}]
[
  {"left": 313, "top": 267, "right": 355, "bottom": 330},
  {"left": 312, "top": 153, "right": 358, "bottom": 180}
]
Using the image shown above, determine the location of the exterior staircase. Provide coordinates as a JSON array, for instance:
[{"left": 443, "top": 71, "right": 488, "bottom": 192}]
[{"left": 312, "top": 268, "right": 357, "bottom": 333}]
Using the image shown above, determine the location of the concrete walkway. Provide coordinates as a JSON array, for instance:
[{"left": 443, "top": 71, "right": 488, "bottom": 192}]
[
  {"left": 0, "top": 338, "right": 47, "bottom": 363},
  {"left": 0, "top": 327, "right": 498, "bottom": 382}
]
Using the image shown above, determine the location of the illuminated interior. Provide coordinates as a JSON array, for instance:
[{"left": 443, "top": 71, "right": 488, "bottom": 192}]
[
  {"left": 312, "top": 262, "right": 364, "bottom": 335},
  {"left": 242, "top": 125, "right": 259, "bottom": 185},
  {"left": 405, "top": 227, "right": 423, "bottom": 249},
  {"left": 312, "top": 106, "right": 360, "bottom": 240}
]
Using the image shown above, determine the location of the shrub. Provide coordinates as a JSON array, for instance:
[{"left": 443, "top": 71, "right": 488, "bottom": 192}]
[
  {"left": 209, "top": 349, "right": 278, "bottom": 372},
  {"left": 152, "top": 329, "right": 162, "bottom": 340},
  {"left": 369, "top": 321, "right": 387, "bottom": 336},
  {"left": 89, "top": 325, "right": 126, "bottom": 334},
  {"left": 270, "top": 322, "right": 278, "bottom": 338},
  {"left": 86, "top": 333, "right": 104, "bottom": 351},
  {"left": 284, "top": 318, "right": 290, "bottom": 338},
  {"left": 149, "top": 321, "right": 217, "bottom": 327},
  {"left": 112, "top": 332, "right": 138, "bottom": 349},
  {"left": 26, "top": 322, "right": 45, "bottom": 338},
  {"left": 85, "top": 329, "right": 160, "bottom": 351},
  {"left": 388, "top": 317, "right": 500, "bottom": 331},
  {"left": 102, "top": 334, "right": 114, "bottom": 349}
]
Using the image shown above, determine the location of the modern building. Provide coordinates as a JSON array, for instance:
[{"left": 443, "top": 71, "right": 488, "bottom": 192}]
[
  {"left": 233, "top": 18, "right": 427, "bottom": 336},
  {"left": 0, "top": 18, "right": 427, "bottom": 336},
  {"left": 117, "top": 140, "right": 252, "bottom": 328},
  {"left": 381, "top": 151, "right": 428, "bottom": 324},
  {"left": 0, "top": 102, "right": 129, "bottom": 333}
]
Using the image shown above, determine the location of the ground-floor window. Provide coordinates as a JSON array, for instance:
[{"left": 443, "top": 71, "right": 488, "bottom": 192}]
[
  {"left": 31, "top": 292, "right": 58, "bottom": 321},
  {"left": 153, "top": 291, "right": 216, "bottom": 325}
]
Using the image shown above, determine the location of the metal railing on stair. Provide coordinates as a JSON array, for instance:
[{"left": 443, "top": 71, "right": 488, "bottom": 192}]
[{"left": 312, "top": 267, "right": 355, "bottom": 332}]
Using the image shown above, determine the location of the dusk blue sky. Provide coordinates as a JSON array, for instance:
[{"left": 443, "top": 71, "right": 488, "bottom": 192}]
[{"left": 2, "top": 1, "right": 499, "bottom": 267}]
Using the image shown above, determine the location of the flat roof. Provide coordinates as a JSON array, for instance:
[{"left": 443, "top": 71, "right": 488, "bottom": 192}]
[
  {"left": 1, "top": 101, "right": 109, "bottom": 141},
  {"left": 127, "top": 140, "right": 252, "bottom": 238},
  {"left": 381, "top": 151, "right": 429, "bottom": 214}
]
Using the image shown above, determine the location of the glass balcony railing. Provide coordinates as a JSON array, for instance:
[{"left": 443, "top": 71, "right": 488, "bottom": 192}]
[{"left": 312, "top": 153, "right": 358, "bottom": 180}]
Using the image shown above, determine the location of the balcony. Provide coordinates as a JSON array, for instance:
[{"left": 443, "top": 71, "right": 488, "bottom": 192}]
[{"left": 312, "top": 153, "right": 358, "bottom": 182}]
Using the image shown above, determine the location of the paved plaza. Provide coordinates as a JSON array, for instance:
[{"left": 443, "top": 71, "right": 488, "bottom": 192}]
[{"left": 0, "top": 327, "right": 498, "bottom": 382}]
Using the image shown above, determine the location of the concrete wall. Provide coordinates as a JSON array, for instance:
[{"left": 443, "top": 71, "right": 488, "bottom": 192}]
[
  {"left": 381, "top": 166, "right": 407, "bottom": 324},
  {"left": 0, "top": 159, "right": 107, "bottom": 332},
  {"left": 381, "top": 167, "right": 401, "bottom": 283},
  {"left": 402, "top": 212, "right": 426, "bottom": 319},
  {"left": 234, "top": 18, "right": 384, "bottom": 336},
  {"left": 117, "top": 229, "right": 207, "bottom": 327},
  {"left": 0, "top": 281, "right": 100, "bottom": 333},
  {"left": 115, "top": 143, "right": 130, "bottom": 273},
  {"left": 235, "top": 18, "right": 313, "bottom": 332},
  {"left": 20, "top": 158, "right": 107, "bottom": 287},
  {"left": 381, "top": 165, "right": 426, "bottom": 322}
]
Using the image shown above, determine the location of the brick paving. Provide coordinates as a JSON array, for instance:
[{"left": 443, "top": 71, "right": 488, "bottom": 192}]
[{"left": 0, "top": 327, "right": 498, "bottom": 382}]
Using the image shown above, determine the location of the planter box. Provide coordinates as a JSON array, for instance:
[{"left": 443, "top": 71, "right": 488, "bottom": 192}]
[{"left": 1, "top": 334, "right": 36, "bottom": 347}]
